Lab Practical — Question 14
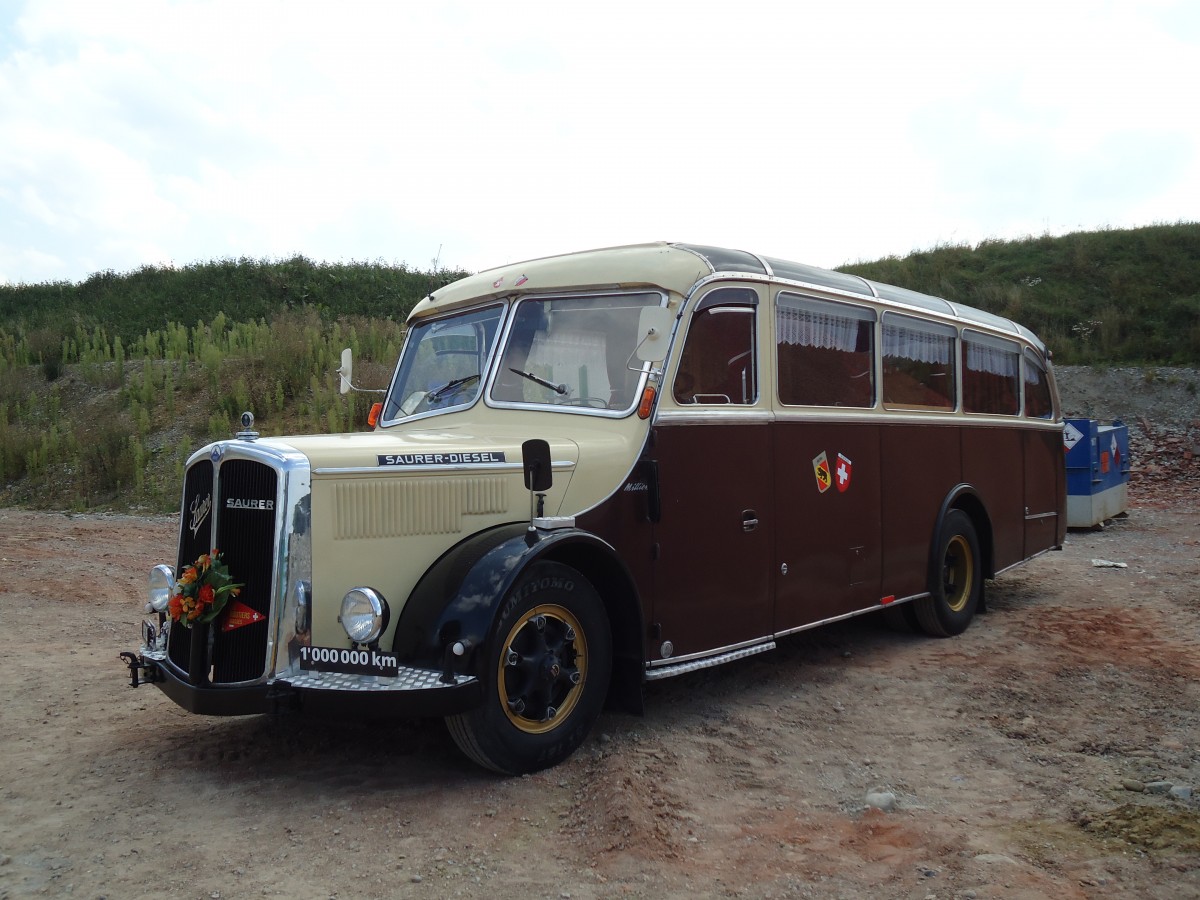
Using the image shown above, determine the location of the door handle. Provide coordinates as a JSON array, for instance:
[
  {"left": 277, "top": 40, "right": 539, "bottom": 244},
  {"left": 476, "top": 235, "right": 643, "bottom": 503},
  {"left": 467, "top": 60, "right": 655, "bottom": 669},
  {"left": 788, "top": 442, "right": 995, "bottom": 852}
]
[{"left": 742, "top": 510, "right": 759, "bottom": 532}]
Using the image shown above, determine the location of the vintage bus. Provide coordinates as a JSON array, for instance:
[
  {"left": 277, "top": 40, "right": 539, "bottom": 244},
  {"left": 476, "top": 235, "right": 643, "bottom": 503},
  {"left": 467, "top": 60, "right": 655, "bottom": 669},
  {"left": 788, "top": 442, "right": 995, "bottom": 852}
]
[{"left": 122, "top": 243, "right": 1065, "bottom": 774}]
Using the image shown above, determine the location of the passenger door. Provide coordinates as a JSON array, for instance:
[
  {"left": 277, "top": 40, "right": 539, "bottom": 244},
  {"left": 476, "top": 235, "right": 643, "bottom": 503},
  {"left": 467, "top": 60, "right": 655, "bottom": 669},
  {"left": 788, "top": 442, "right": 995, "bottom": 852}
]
[{"left": 648, "top": 286, "right": 774, "bottom": 664}]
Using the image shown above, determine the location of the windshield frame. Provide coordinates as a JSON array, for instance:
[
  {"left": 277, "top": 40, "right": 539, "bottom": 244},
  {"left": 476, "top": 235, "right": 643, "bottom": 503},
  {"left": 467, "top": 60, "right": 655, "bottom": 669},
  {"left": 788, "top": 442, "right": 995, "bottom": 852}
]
[
  {"left": 378, "top": 302, "right": 507, "bottom": 426},
  {"left": 379, "top": 289, "right": 669, "bottom": 426},
  {"left": 484, "top": 290, "right": 667, "bottom": 418}
]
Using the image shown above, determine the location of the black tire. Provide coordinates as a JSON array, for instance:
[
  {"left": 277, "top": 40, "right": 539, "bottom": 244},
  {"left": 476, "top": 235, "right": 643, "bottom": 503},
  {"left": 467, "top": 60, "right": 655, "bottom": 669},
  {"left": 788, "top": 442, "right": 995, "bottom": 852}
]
[
  {"left": 446, "top": 562, "right": 612, "bottom": 775},
  {"left": 913, "top": 509, "right": 981, "bottom": 637}
]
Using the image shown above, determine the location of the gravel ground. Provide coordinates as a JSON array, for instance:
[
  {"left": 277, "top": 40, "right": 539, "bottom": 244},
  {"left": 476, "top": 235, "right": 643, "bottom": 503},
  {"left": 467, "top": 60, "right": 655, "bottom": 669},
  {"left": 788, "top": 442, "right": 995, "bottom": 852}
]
[{"left": 1, "top": 366, "right": 1198, "bottom": 899}]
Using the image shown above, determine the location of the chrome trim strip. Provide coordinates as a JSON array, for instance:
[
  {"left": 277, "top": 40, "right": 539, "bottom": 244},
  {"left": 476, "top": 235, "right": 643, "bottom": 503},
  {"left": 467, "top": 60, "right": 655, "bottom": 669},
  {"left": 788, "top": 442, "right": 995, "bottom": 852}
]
[
  {"left": 655, "top": 410, "right": 775, "bottom": 425},
  {"left": 773, "top": 593, "right": 930, "bottom": 638},
  {"left": 647, "top": 635, "right": 773, "bottom": 668},
  {"left": 313, "top": 460, "right": 576, "bottom": 477},
  {"left": 684, "top": 270, "right": 1038, "bottom": 344},
  {"left": 1024, "top": 511, "right": 1059, "bottom": 521},
  {"left": 769, "top": 409, "right": 1064, "bottom": 429},
  {"left": 645, "top": 641, "right": 776, "bottom": 680},
  {"left": 995, "top": 545, "right": 1058, "bottom": 577}
]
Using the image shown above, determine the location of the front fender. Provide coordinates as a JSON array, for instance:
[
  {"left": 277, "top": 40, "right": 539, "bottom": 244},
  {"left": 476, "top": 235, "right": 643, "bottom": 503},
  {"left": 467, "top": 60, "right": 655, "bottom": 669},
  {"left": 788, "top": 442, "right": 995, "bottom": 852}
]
[{"left": 391, "top": 523, "right": 626, "bottom": 682}]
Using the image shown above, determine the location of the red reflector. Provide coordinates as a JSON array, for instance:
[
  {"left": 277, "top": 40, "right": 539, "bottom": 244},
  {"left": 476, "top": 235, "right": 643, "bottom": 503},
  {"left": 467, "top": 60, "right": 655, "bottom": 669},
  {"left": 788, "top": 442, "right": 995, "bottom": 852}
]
[
  {"left": 880, "top": 595, "right": 896, "bottom": 605},
  {"left": 367, "top": 402, "right": 382, "bottom": 428}
]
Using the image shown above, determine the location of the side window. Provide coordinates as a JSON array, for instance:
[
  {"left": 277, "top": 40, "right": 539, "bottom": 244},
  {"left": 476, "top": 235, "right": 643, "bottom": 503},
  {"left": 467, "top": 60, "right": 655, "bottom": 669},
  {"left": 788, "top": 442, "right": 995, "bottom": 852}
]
[
  {"left": 962, "top": 331, "right": 1020, "bottom": 415},
  {"left": 673, "top": 288, "right": 758, "bottom": 405},
  {"left": 1023, "top": 348, "right": 1055, "bottom": 419},
  {"left": 776, "top": 293, "right": 875, "bottom": 407},
  {"left": 882, "top": 314, "right": 956, "bottom": 410}
]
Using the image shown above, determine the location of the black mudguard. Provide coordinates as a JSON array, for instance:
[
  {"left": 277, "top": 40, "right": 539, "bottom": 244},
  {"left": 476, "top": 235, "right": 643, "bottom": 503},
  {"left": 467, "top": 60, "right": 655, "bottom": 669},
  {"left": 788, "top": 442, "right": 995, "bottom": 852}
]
[{"left": 391, "top": 523, "right": 645, "bottom": 711}]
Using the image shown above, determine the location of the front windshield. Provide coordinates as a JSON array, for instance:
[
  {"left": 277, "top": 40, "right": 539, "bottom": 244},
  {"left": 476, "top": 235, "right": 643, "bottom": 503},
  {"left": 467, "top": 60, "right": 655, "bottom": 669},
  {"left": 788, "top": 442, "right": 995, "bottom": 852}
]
[
  {"left": 382, "top": 304, "right": 503, "bottom": 420},
  {"left": 491, "top": 292, "right": 662, "bottom": 412}
]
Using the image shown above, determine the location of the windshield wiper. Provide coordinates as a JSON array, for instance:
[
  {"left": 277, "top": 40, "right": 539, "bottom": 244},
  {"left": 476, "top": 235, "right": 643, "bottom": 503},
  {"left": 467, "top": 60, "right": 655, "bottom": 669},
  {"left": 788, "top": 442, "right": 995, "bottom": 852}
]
[
  {"left": 426, "top": 373, "right": 479, "bottom": 402},
  {"left": 508, "top": 367, "right": 568, "bottom": 395}
]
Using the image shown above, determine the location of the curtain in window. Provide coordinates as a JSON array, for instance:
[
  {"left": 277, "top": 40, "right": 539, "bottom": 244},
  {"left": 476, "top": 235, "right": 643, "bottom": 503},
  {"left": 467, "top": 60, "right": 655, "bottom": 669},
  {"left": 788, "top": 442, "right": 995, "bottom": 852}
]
[
  {"left": 777, "top": 307, "right": 858, "bottom": 352},
  {"left": 966, "top": 342, "right": 1018, "bottom": 377},
  {"left": 883, "top": 324, "right": 953, "bottom": 364}
]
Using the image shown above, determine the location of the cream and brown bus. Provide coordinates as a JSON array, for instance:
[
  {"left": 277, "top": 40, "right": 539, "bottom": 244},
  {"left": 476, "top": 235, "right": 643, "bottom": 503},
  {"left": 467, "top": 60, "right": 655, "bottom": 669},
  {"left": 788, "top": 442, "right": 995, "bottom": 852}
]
[{"left": 122, "top": 243, "right": 1065, "bottom": 774}]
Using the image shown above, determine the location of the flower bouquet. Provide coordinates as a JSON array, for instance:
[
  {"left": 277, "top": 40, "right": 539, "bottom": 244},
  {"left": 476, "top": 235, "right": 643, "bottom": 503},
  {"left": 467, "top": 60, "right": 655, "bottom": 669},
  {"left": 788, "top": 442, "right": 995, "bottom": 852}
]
[{"left": 168, "top": 550, "right": 243, "bottom": 628}]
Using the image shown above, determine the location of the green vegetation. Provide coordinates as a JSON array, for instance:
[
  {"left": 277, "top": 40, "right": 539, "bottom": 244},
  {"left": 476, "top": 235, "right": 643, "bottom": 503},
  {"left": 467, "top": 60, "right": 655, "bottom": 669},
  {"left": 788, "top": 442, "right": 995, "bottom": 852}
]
[
  {"left": 0, "top": 256, "right": 464, "bottom": 511},
  {"left": 0, "top": 225, "right": 1197, "bottom": 511},
  {"left": 838, "top": 222, "right": 1200, "bottom": 365}
]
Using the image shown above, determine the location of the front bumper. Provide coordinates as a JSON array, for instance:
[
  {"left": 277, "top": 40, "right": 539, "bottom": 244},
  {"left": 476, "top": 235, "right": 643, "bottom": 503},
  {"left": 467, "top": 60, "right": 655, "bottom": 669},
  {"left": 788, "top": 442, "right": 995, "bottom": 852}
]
[{"left": 121, "top": 648, "right": 483, "bottom": 718}]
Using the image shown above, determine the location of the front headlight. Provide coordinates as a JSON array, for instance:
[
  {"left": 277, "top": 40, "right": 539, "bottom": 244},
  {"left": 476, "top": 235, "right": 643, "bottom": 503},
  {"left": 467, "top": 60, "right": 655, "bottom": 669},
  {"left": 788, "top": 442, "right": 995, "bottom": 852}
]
[
  {"left": 339, "top": 588, "right": 389, "bottom": 643},
  {"left": 147, "top": 564, "right": 175, "bottom": 613}
]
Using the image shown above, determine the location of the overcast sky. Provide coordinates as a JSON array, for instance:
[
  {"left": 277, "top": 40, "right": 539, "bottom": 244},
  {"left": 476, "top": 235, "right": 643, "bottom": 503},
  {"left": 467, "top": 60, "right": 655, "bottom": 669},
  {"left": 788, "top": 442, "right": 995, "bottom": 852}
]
[{"left": 1, "top": 0, "right": 1197, "bottom": 286}]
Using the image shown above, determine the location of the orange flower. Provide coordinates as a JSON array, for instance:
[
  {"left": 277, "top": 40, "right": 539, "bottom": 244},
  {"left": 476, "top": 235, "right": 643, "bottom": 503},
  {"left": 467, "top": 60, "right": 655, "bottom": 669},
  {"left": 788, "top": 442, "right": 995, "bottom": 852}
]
[
  {"left": 168, "top": 595, "right": 183, "bottom": 619},
  {"left": 179, "top": 567, "right": 198, "bottom": 585},
  {"left": 198, "top": 584, "right": 215, "bottom": 608}
]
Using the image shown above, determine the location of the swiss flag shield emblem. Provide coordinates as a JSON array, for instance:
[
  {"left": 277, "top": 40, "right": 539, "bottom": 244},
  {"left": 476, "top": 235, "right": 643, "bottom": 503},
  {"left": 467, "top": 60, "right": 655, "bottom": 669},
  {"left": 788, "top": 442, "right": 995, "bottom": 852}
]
[{"left": 836, "top": 453, "right": 853, "bottom": 493}]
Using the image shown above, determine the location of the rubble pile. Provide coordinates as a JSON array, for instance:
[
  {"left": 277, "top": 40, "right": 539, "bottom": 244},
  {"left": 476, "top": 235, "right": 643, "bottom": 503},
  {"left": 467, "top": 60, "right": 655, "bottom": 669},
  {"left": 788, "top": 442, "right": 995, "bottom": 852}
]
[
  {"left": 1055, "top": 366, "right": 1200, "bottom": 507},
  {"left": 1127, "top": 418, "right": 1200, "bottom": 504}
]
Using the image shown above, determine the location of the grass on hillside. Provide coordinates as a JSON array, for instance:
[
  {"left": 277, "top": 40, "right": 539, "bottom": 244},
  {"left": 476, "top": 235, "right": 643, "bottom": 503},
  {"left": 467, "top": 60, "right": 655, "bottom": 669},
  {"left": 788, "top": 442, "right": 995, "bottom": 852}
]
[{"left": 1, "top": 225, "right": 1198, "bottom": 510}]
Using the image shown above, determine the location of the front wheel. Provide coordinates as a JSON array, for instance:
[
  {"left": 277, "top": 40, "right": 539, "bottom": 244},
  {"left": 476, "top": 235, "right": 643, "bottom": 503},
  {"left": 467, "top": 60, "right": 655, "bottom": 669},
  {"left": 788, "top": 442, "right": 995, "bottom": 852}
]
[
  {"left": 913, "top": 509, "right": 982, "bottom": 637},
  {"left": 446, "top": 562, "right": 611, "bottom": 774}
]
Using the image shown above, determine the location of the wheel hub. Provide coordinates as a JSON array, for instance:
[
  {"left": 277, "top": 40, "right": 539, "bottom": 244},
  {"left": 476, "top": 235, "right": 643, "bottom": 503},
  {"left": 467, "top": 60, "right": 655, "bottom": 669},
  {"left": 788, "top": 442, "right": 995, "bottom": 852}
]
[{"left": 498, "top": 603, "right": 587, "bottom": 734}]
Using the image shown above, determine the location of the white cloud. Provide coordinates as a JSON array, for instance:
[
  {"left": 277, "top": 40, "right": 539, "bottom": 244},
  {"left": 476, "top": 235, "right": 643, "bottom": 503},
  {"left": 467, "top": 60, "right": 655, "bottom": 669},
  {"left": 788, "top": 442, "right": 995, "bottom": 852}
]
[{"left": 0, "top": 0, "right": 1197, "bottom": 285}]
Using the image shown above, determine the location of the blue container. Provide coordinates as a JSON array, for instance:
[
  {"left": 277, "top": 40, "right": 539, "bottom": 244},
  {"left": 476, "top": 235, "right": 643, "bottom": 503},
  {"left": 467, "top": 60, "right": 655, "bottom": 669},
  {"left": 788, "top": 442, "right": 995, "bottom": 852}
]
[{"left": 1064, "top": 418, "right": 1131, "bottom": 528}]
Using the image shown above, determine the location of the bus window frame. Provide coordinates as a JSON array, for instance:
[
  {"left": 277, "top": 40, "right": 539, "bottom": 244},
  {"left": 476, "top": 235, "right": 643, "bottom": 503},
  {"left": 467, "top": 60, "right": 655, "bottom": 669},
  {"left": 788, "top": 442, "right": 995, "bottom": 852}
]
[
  {"left": 774, "top": 291, "right": 878, "bottom": 410},
  {"left": 1022, "top": 346, "right": 1056, "bottom": 420},
  {"left": 961, "top": 329, "right": 1022, "bottom": 417},
  {"left": 673, "top": 287, "right": 761, "bottom": 407},
  {"left": 880, "top": 312, "right": 959, "bottom": 413}
]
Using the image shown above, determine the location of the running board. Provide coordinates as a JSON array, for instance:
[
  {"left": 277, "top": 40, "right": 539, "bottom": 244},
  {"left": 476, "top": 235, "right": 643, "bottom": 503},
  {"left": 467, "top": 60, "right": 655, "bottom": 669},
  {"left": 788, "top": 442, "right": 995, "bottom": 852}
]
[{"left": 645, "top": 641, "right": 776, "bottom": 681}]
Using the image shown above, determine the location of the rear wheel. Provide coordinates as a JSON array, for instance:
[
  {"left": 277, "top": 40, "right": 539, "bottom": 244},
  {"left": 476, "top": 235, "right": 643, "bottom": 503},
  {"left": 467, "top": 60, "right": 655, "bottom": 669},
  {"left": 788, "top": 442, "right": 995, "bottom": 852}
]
[
  {"left": 447, "top": 562, "right": 611, "bottom": 774},
  {"left": 913, "top": 509, "right": 981, "bottom": 637}
]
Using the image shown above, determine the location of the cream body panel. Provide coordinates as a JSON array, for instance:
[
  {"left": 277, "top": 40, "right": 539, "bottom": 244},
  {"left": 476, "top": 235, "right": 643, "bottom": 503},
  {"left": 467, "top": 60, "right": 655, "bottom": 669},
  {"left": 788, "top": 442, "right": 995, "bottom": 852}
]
[
  {"left": 415, "top": 242, "right": 700, "bottom": 318},
  {"left": 261, "top": 405, "right": 650, "bottom": 649}
]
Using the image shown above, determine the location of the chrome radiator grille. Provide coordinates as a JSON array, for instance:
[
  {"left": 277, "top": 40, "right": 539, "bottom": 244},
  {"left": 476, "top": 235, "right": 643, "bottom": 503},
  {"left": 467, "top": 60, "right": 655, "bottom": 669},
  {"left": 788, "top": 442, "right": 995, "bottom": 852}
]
[{"left": 167, "top": 456, "right": 279, "bottom": 685}]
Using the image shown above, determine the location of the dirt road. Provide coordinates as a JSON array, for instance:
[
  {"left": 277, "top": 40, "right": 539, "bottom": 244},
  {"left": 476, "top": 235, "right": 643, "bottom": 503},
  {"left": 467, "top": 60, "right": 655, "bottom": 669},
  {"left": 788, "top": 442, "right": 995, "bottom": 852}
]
[{"left": 1, "top": 491, "right": 1198, "bottom": 899}]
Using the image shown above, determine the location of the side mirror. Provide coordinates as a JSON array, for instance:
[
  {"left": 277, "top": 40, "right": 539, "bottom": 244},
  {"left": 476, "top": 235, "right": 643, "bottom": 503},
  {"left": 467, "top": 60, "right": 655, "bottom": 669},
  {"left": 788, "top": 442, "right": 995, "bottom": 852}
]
[
  {"left": 634, "top": 307, "right": 674, "bottom": 363},
  {"left": 521, "top": 439, "right": 552, "bottom": 492},
  {"left": 337, "top": 348, "right": 353, "bottom": 395}
]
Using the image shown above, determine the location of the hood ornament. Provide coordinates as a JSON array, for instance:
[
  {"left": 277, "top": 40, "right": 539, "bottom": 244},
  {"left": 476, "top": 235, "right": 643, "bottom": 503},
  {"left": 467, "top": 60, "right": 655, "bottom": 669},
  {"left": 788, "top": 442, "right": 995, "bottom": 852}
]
[{"left": 236, "top": 410, "right": 259, "bottom": 442}]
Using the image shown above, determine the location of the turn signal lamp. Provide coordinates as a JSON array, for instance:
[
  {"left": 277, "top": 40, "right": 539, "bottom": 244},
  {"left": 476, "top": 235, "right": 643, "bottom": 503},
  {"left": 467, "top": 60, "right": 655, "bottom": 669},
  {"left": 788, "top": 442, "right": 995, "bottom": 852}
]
[
  {"left": 637, "top": 385, "right": 656, "bottom": 420},
  {"left": 368, "top": 402, "right": 382, "bottom": 427}
]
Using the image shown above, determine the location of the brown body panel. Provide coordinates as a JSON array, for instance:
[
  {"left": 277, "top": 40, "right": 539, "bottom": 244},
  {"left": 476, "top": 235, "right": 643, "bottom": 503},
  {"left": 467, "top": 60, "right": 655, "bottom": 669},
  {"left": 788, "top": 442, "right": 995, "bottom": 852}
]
[
  {"left": 580, "top": 417, "right": 1064, "bottom": 665},
  {"left": 1024, "top": 427, "right": 1066, "bottom": 557},
  {"left": 878, "top": 423, "right": 963, "bottom": 600},
  {"left": 647, "top": 422, "right": 774, "bottom": 660},
  {"left": 772, "top": 421, "right": 882, "bottom": 627},
  {"left": 962, "top": 425, "right": 1026, "bottom": 572}
]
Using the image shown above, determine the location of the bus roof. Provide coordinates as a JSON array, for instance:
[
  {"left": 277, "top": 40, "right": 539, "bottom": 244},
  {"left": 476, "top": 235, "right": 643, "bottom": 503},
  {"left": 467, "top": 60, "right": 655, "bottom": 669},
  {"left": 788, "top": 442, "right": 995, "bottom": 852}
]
[{"left": 418, "top": 242, "right": 1046, "bottom": 352}]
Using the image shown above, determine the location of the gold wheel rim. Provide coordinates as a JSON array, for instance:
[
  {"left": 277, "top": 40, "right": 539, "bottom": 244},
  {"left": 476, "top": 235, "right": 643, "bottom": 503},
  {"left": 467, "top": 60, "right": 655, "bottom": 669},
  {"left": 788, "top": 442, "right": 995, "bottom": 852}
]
[
  {"left": 943, "top": 535, "right": 974, "bottom": 613},
  {"left": 497, "top": 603, "right": 588, "bottom": 734}
]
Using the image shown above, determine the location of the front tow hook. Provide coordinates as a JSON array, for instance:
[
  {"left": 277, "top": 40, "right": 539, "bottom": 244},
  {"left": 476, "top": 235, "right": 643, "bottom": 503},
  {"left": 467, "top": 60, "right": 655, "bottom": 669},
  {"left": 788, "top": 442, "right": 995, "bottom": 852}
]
[{"left": 119, "top": 651, "right": 160, "bottom": 688}]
